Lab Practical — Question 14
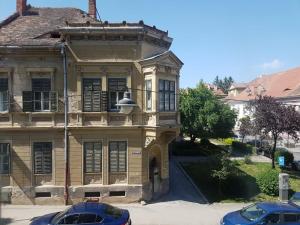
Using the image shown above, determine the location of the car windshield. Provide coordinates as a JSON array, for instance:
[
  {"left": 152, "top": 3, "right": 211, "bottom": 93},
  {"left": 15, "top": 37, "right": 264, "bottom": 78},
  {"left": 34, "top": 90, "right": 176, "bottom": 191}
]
[
  {"left": 240, "top": 204, "right": 267, "bottom": 221},
  {"left": 51, "top": 206, "right": 71, "bottom": 224},
  {"left": 104, "top": 204, "right": 122, "bottom": 219}
]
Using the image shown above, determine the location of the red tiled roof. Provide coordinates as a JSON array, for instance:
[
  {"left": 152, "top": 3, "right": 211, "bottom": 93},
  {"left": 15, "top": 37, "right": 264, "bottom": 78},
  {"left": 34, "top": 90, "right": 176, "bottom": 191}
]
[{"left": 226, "top": 67, "right": 300, "bottom": 101}]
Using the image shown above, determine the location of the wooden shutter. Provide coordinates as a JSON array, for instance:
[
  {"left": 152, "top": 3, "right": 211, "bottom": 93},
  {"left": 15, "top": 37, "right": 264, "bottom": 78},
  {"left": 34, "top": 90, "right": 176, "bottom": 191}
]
[
  {"left": 101, "top": 91, "right": 108, "bottom": 112},
  {"left": 50, "top": 91, "right": 58, "bottom": 112},
  {"left": 93, "top": 91, "right": 101, "bottom": 112},
  {"left": 23, "top": 91, "right": 33, "bottom": 112},
  {"left": 109, "top": 141, "right": 127, "bottom": 172},
  {"left": 0, "top": 143, "right": 10, "bottom": 174},
  {"left": 84, "top": 142, "right": 102, "bottom": 173},
  {"left": 34, "top": 142, "right": 52, "bottom": 174},
  {"left": 118, "top": 142, "right": 127, "bottom": 172}
]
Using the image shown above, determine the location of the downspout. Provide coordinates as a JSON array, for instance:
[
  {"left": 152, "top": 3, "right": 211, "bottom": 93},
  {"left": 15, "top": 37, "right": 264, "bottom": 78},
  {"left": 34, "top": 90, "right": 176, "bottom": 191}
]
[{"left": 61, "top": 44, "right": 69, "bottom": 205}]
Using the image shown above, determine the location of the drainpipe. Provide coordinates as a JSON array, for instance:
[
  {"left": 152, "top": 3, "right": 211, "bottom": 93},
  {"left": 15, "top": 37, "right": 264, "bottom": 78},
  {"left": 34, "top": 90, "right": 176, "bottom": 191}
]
[{"left": 61, "top": 44, "right": 69, "bottom": 205}]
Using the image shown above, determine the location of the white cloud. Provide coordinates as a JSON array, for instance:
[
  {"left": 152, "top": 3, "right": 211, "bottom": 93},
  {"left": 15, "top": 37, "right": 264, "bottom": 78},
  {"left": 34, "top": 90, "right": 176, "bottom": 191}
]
[{"left": 260, "top": 59, "right": 283, "bottom": 70}]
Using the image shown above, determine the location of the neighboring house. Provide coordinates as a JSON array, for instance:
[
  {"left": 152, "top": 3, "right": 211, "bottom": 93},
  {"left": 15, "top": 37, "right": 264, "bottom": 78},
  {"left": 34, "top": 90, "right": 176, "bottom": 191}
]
[
  {"left": 226, "top": 67, "right": 300, "bottom": 133},
  {"left": 228, "top": 83, "right": 247, "bottom": 97},
  {"left": 0, "top": 0, "right": 183, "bottom": 204},
  {"left": 205, "top": 83, "right": 227, "bottom": 98}
]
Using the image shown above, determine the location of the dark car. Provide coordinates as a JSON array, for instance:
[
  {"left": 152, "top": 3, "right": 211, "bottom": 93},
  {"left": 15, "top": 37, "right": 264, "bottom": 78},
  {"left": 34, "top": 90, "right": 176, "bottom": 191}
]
[
  {"left": 220, "top": 202, "right": 300, "bottom": 225},
  {"left": 29, "top": 202, "right": 131, "bottom": 225}
]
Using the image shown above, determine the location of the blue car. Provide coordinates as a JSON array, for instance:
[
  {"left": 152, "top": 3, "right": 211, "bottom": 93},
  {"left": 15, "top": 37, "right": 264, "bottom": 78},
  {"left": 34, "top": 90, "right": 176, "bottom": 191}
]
[
  {"left": 29, "top": 202, "right": 131, "bottom": 225},
  {"left": 221, "top": 202, "right": 300, "bottom": 225}
]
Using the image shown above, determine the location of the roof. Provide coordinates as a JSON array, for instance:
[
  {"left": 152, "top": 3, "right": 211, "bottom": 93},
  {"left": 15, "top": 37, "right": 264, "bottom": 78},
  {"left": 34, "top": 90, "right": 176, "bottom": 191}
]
[
  {"left": 229, "top": 83, "right": 247, "bottom": 90},
  {"left": 226, "top": 67, "right": 300, "bottom": 101},
  {"left": 68, "top": 202, "right": 107, "bottom": 214},
  {"left": 0, "top": 6, "right": 95, "bottom": 46},
  {"left": 258, "top": 202, "right": 300, "bottom": 213}
]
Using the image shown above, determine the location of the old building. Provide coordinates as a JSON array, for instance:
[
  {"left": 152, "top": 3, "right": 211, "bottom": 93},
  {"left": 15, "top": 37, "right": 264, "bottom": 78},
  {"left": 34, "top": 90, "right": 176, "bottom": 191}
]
[{"left": 0, "top": 0, "right": 183, "bottom": 204}]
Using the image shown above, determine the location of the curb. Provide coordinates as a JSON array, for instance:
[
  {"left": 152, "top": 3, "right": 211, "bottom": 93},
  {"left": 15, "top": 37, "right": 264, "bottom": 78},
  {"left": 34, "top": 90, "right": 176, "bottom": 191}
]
[{"left": 174, "top": 160, "right": 210, "bottom": 204}]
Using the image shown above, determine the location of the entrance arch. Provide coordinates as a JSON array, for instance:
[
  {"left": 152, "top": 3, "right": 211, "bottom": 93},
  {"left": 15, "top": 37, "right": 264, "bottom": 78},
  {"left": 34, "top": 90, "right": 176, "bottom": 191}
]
[{"left": 148, "top": 144, "right": 162, "bottom": 196}]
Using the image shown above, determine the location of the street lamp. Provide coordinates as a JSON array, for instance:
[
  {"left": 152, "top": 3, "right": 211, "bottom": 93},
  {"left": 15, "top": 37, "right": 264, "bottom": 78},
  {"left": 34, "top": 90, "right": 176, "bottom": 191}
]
[{"left": 116, "top": 91, "right": 137, "bottom": 114}]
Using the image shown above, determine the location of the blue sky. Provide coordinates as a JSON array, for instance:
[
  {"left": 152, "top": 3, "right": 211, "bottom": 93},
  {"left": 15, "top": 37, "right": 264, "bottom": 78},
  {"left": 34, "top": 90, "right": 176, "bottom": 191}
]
[{"left": 1, "top": 0, "right": 300, "bottom": 88}]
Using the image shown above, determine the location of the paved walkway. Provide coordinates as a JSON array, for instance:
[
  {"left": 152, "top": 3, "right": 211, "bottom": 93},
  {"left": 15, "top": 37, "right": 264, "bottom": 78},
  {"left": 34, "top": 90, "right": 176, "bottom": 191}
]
[
  {"left": 230, "top": 155, "right": 271, "bottom": 163},
  {"left": 156, "top": 158, "right": 207, "bottom": 204}
]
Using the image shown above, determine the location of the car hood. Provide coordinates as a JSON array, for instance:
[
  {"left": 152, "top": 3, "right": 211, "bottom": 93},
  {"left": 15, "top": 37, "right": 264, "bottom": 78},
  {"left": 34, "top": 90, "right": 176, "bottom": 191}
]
[
  {"left": 30, "top": 212, "right": 58, "bottom": 225},
  {"left": 223, "top": 211, "right": 252, "bottom": 225}
]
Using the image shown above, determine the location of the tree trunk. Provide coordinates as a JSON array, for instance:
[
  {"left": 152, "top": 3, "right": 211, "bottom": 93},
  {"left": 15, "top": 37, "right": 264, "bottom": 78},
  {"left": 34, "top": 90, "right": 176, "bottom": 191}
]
[
  {"left": 242, "top": 136, "right": 245, "bottom": 143},
  {"left": 271, "top": 136, "right": 277, "bottom": 169}
]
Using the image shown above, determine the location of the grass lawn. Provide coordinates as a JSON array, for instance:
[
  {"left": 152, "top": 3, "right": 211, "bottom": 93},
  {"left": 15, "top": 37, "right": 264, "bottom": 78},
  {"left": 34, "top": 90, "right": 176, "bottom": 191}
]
[{"left": 182, "top": 160, "right": 300, "bottom": 203}]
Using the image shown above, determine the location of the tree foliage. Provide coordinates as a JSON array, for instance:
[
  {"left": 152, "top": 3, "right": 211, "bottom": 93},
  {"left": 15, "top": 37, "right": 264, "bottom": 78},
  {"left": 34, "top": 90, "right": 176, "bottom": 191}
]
[
  {"left": 213, "top": 76, "right": 234, "bottom": 94},
  {"left": 251, "top": 95, "right": 300, "bottom": 168},
  {"left": 180, "top": 82, "right": 236, "bottom": 142},
  {"left": 239, "top": 116, "right": 253, "bottom": 143}
]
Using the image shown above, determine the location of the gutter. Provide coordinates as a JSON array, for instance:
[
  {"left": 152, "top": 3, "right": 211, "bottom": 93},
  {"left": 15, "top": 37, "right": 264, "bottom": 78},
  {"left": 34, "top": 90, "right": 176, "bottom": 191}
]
[{"left": 60, "top": 43, "right": 69, "bottom": 205}]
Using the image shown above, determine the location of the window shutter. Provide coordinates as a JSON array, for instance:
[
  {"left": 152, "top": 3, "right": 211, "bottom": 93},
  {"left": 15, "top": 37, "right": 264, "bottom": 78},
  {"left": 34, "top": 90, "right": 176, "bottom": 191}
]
[
  {"left": 101, "top": 91, "right": 108, "bottom": 112},
  {"left": 50, "top": 91, "right": 58, "bottom": 112},
  {"left": 0, "top": 143, "right": 10, "bottom": 174},
  {"left": 23, "top": 91, "right": 33, "bottom": 112},
  {"left": 34, "top": 142, "right": 52, "bottom": 174},
  {"left": 93, "top": 91, "right": 101, "bottom": 112},
  {"left": 118, "top": 142, "right": 127, "bottom": 172}
]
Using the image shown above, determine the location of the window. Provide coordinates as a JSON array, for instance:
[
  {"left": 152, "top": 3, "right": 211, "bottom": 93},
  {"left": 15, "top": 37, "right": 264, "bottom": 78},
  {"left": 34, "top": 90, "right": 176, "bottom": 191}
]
[
  {"left": 0, "top": 143, "right": 10, "bottom": 174},
  {"left": 78, "top": 214, "right": 102, "bottom": 224},
  {"left": 59, "top": 214, "right": 79, "bottom": 224},
  {"left": 159, "top": 80, "right": 175, "bottom": 112},
  {"left": 263, "top": 214, "right": 280, "bottom": 224},
  {"left": 23, "top": 78, "right": 57, "bottom": 112},
  {"left": 284, "top": 214, "right": 300, "bottom": 222},
  {"left": 84, "top": 142, "right": 102, "bottom": 173},
  {"left": 108, "top": 78, "right": 126, "bottom": 111},
  {"left": 32, "top": 78, "right": 51, "bottom": 111},
  {"left": 0, "top": 78, "right": 8, "bottom": 112},
  {"left": 145, "top": 80, "right": 152, "bottom": 111},
  {"left": 33, "top": 142, "right": 52, "bottom": 174},
  {"left": 83, "top": 78, "right": 101, "bottom": 112},
  {"left": 109, "top": 141, "right": 127, "bottom": 172}
]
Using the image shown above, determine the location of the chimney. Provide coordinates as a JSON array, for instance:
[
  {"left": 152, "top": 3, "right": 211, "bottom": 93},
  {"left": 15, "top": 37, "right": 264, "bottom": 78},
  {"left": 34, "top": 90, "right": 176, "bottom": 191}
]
[
  {"left": 17, "top": 0, "right": 27, "bottom": 16},
  {"left": 88, "top": 0, "right": 96, "bottom": 19}
]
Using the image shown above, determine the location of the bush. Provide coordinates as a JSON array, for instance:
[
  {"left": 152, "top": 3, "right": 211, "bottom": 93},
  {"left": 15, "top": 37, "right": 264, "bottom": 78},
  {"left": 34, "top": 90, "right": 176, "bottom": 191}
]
[
  {"left": 275, "top": 149, "right": 294, "bottom": 167},
  {"left": 244, "top": 155, "right": 252, "bottom": 164},
  {"left": 200, "top": 138, "right": 210, "bottom": 145},
  {"left": 223, "top": 138, "right": 234, "bottom": 145},
  {"left": 256, "top": 169, "right": 279, "bottom": 196},
  {"left": 232, "top": 141, "right": 253, "bottom": 154}
]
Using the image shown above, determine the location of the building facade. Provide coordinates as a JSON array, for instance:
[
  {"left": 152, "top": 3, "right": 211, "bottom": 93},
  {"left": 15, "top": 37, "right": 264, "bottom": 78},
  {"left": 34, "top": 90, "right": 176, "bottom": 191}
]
[{"left": 0, "top": 0, "right": 183, "bottom": 204}]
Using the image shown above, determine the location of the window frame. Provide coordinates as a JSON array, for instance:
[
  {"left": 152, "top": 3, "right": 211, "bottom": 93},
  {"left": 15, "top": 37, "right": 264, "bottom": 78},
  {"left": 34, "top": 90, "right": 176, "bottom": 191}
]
[
  {"left": 0, "top": 78, "right": 9, "bottom": 112},
  {"left": 108, "top": 78, "right": 127, "bottom": 111},
  {"left": 109, "top": 141, "right": 127, "bottom": 173},
  {"left": 33, "top": 142, "right": 52, "bottom": 175},
  {"left": 83, "top": 141, "right": 102, "bottom": 174},
  {"left": 32, "top": 78, "right": 52, "bottom": 112},
  {"left": 0, "top": 143, "right": 10, "bottom": 175},
  {"left": 145, "top": 79, "right": 152, "bottom": 111},
  {"left": 159, "top": 79, "right": 176, "bottom": 112}
]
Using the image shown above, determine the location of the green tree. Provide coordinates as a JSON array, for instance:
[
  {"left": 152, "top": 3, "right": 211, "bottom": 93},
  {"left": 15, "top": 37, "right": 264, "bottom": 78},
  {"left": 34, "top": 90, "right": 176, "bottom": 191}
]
[
  {"left": 180, "top": 82, "right": 236, "bottom": 142},
  {"left": 213, "top": 76, "right": 234, "bottom": 94},
  {"left": 239, "top": 116, "right": 253, "bottom": 143}
]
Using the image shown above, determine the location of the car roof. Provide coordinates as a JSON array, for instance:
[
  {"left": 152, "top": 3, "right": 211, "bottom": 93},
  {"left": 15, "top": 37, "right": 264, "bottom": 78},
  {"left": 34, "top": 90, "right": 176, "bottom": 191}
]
[
  {"left": 257, "top": 202, "right": 300, "bottom": 213},
  {"left": 67, "top": 202, "right": 108, "bottom": 214}
]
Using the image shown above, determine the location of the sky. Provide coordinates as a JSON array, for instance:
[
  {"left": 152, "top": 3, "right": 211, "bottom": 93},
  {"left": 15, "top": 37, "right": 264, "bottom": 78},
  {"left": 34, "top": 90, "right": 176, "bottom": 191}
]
[{"left": 1, "top": 0, "right": 300, "bottom": 88}]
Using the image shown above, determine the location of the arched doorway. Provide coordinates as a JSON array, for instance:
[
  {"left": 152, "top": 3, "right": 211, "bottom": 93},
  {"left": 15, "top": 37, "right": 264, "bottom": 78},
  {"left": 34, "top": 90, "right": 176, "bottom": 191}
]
[{"left": 148, "top": 145, "right": 162, "bottom": 198}]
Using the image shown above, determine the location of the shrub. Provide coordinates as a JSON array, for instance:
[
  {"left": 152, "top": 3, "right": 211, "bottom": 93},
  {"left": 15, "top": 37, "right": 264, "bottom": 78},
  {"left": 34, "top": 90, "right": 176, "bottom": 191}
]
[
  {"left": 232, "top": 141, "right": 253, "bottom": 154},
  {"left": 200, "top": 138, "right": 210, "bottom": 145},
  {"left": 256, "top": 169, "right": 279, "bottom": 196},
  {"left": 223, "top": 138, "right": 234, "bottom": 145},
  {"left": 244, "top": 155, "right": 252, "bottom": 164},
  {"left": 275, "top": 149, "right": 294, "bottom": 167}
]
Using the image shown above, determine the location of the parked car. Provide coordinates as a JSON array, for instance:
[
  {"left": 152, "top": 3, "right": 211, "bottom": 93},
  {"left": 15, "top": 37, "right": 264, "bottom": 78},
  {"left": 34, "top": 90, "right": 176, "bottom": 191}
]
[
  {"left": 289, "top": 192, "right": 300, "bottom": 207},
  {"left": 220, "top": 202, "right": 300, "bottom": 225},
  {"left": 29, "top": 202, "right": 131, "bottom": 225}
]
